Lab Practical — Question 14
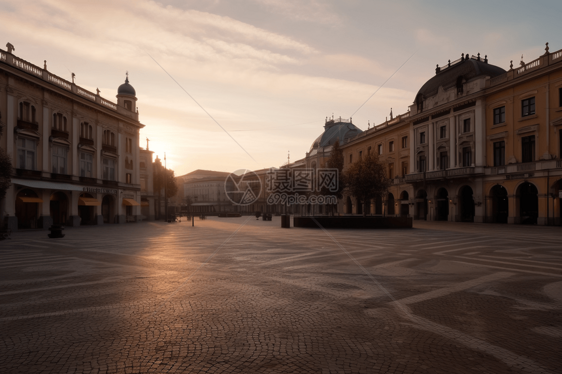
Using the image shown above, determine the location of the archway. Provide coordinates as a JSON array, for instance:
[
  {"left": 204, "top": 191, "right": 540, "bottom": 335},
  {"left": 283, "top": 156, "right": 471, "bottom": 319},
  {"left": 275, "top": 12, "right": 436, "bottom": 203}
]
[
  {"left": 364, "top": 199, "right": 371, "bottom": 215},
  {"left": 346, "top": 196, "right": 352, "bottom": 214},
  {"left": 50, "top": 192, "right": 68, "bottom": 225},
  {"left": 78, "top": 193, "right": 97, "bottom": 225},
  {"left": 16, "top": 189, "right": 41, "bottom": 229},
  {"left": 399, "top": 191, "right": 409, "bottom": 217},
  {"left": 435, "top": 188, "right": 449, "bottom": 221},
  {"left": 375, "top": 195, "right": 383, "bottom": 215},
  {"left": 356, "top": 198, "right": 363, "bottom": 215},
  {"left": 490, "top": 185, "right": 508, "bottom": 223},
  {"left": 518, "top": 182, "right": 538, "bottom": 225},
  {"left": 416, "top": 190, "right": 428, "bottom": 220},
  {"left": 459, "top": 186, "right": 475, "bottom": 222},
  {"left": 387, "top": 193, "right": 395, "bottom": 215},
  {"left": 102, "top": 195, "right": 114, "bottom": 223}
]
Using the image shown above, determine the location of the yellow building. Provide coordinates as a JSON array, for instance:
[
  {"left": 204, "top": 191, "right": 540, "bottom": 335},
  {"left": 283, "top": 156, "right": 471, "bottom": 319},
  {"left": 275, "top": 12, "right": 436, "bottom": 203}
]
[{"left": 484, "top": 44, "right": 562, "bottom": 225}]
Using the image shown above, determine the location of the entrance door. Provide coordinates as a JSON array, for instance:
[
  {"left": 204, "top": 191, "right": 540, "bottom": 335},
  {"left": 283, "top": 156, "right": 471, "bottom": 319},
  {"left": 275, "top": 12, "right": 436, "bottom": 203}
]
[
  {"left": 518, "top": 182, "right": 538, "bottom": 224},
  {"left": 16, "top": 189, "right": 40, "bottom": 229},
  {"left": 491, "top": 185, "right": 508, "bottom": 223},
  {"left": 459, "top": 186, "right": 475, "bottom": 222},
  {"left": 436, "top": 188, "right": 449, "bottom": 221},
  {"left": 50, "top": 192, "right": 68, "bottom": 225},
  {"left": 102, "top": 195, "right": 112, "bottom": 223}
]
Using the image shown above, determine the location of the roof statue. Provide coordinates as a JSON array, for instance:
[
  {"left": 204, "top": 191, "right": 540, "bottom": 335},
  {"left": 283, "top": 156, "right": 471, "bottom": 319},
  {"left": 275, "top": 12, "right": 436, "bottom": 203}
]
[{"left": 6, "top": 42, "right": 14, "bottom": 54}]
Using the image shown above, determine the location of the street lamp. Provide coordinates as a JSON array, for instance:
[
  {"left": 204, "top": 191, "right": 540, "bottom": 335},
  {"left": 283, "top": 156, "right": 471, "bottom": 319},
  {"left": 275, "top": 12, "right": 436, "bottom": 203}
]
[{"left": 164, "top": 152, "right": 168, "bottom": 222}]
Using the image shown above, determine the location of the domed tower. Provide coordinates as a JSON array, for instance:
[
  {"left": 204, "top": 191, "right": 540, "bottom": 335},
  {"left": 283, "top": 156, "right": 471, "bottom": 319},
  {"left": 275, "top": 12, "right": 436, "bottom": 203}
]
[{"left": 116, "top": 72, "right": 137, "bottom": 112}]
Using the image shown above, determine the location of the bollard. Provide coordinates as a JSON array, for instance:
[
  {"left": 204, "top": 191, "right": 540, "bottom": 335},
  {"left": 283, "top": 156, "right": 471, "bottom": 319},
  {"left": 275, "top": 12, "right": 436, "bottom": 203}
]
[
  {"left": 48, "top": 225, "right": 65, "bottom": 238},
  {"left": 281, "top": 214, "right": 291, "bottom": 228}
]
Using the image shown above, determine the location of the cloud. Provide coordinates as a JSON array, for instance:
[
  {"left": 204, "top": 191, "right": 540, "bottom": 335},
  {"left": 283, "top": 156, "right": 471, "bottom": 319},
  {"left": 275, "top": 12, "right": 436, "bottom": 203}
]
[{"left": 248, "top": 0, "right": 342, "bottom": 24}]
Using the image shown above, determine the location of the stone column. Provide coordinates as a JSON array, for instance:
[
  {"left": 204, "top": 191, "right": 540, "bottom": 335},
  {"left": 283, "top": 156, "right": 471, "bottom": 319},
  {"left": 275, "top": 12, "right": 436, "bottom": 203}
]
[
  {"left": 6, "top": 94, "right": 15, "bottom": 156},
  {"left": 508, "top": 194, "right": 517, "bottom": 224},
  {"left": 68, "top": 190, "right": 81, "bottom": 226},
  {"left": 428, "top": 122, "right": 434, "bottom": 171},
  {"left": 538, "top": 194, "right": 548, "bottom": 226},
  {"left": 450, "top": 116, "right": 457, "bottom": 167},
  {"left": 4, "top": 185, "right": 17, "bottom": 230},
  {"left": 475, "top": 99, "right": 485, "bottom": 167},
  {"left": 95, "top": 192, "right": 103, "bottom": 225},
  {"left": 39, "top": 189, "right": 52, "bottom": 229},
  {"left": 42, "top": 106, "right": 50, "bottom": 174},
  {"left": 72, "top": 117, "right": 79, "bottom": 177}
]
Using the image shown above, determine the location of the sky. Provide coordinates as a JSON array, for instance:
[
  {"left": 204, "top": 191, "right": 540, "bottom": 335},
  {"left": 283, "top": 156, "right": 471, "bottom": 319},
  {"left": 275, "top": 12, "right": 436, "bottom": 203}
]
[{"left": 1, "top": 0, "right": 560, "bottom": 175}]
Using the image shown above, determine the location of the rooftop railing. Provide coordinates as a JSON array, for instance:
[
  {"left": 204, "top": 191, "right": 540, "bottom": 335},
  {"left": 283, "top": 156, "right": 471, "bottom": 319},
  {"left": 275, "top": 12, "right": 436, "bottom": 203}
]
[{"left": 1, "top": 47, "right": 121, "bottom": 115}]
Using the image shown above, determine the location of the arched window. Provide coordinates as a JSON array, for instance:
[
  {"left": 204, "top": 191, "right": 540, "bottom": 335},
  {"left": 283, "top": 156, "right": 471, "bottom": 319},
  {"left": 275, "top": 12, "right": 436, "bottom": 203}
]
[
  {"left": 103, "top": 130, "right": 116, "bottom": 146},
  {"left": 53, "top": 113, "right": 67, "bottom": 131},
  {"left": 81, "top": 122, "right": 93, "bottom": 139},
  {"left": 19, "top": 101, "right": 36, "bottom": 123},
  {"left": 124, "top": 100, "right": 132, "bottom": 110}
]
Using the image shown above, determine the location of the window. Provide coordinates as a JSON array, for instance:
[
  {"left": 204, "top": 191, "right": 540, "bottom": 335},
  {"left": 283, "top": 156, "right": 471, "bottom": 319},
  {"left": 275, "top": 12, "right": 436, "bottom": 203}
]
[
  {"left": 80, "top": 152, "right": 93, "bottom": 177},
  {"left": 388, "top": 164, "right": 394, "bottom": 179},
  {"left": 102, "top": 158, "right": 115, "bottom": 181},
  {"left": 401, "top": 162, "right": 408, "bottom": 177},
  {"left": 367, "top": 146, "right": 371, "bottom": 155},
  {"left": 126, "top": 138, "right": 133, "bottom": 153},
  {"left": 402, "top": 136, "right": 408, "bottom": 148},
  {"left": 493, "top": 141, "right": 505, "bottom": 167},
  {"left": 103, "top": 130, "right": 115, "bottom": 146},
  {"left": 126, "top": 173, "right": 132, "bottom": 184},
  {"left": 53, "top": 113, "right": 67, "bottom": 131},
  {"left": 17, "top": 138, "right": 36, "bottom": 170},
  {"left": 521, "top": 135, "right": 535, "bottom": 163},
  {"left": 80, "top": 122, "right": 93, "bottom": 139},
  {"left": 493, "top": 106, "right": 505, "bottom": 125},
  {"left": 140, "top": 176, "right": 147, "bottom": 192},
  {"left": 349, "top": 154, "right": 353, "bottom": 163},
  {"left": 389, "top": 141, "right": 394, "bottom": 152},
  {"left": 462, "top": 147, "right": 472, "bottom": 167},
  {"left": 359, "top": 151, "right": 363, "bottom": 160},
  {"left": 420, "top": 132, "right": 426, "bottom": 144},
  {"left": 418, "top": 155, "right": 426, "bottom": 172},
  {"left": 124, "top": 100, "right": 132, "bottom": 111},
  {"left": 378, "top": 144, "right": 383, "bottom": 155},
  {"left": 439, "top": 151, "right": 448, "bottom": 170},
  {"left": 463, "top": 118, "right": 471, "bottom": 133},
  {"left": 51, "top": 145, "right": 67, "bottom": 174},
  {"left": 440, "top": 126, "right": 447, "bottom": 139},
  {"left": 521, "top": 97, "right": 535, "bottom": 117},
  {"left": 19, "top": 101, "right": 36, "bottom": 123}
]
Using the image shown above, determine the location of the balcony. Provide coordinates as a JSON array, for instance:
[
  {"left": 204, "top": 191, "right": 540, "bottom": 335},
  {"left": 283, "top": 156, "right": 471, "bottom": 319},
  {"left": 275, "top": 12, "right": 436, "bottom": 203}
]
[
  {"left": 102, "top": 144, "right": 117, "bottom": 153},
  {"left": 79, "top": 176, "right": 97, "bottom": 184},
  {"left": 15, "top": 168, "right": 42, "bottom": 178},
  {"left": 51, "top": 129, "right": 69, "bottom": 140},
  {"left": 17, "top": 119, "right": 38, "bottom": 132},
  {"left": 405, "top": 167, "right": 479, "bottom": 183},
  {"left": 79, "top": 137, "right": 94, "bottom": 147},
  {"left": 51, "top": 173, "right": 72, "bottom": 181}
]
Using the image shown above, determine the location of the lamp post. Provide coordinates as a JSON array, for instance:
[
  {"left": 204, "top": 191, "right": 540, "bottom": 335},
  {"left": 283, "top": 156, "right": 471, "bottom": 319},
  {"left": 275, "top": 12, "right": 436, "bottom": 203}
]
[{"left": 164, "top": 152, "right": 168, "bottom": 222}]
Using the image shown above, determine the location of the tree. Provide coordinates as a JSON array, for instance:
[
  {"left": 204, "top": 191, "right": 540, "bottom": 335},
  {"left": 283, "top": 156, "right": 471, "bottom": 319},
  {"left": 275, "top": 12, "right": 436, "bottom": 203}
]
[
  {"left": 154, "top": 166, "right": 178, "bottom": 198},
  {"left": 0, "top": 148, "right": 12, "bottom": 229},
  {"left": 344, "top": 153, "right": 390, "bottom": 216},
  {"left": 321, "top": 140, "right": 345, "bottom": 215}
]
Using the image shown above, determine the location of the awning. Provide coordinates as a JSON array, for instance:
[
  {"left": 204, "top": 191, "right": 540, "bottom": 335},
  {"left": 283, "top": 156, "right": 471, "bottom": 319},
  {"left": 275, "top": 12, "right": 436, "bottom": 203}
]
[
  {"left": 141, "top": 201, "right": 149, "bottom": 207},
  {"left": 122, "top": 198, "right": 140, "bottom": 206},
  {"left": 17, "top": 196, "right": 43, "bottom": 203},
  {"left": 12, "top": 178, "right": 84, "bottom": 192},
  {"left": 78, "top": 197, "right": 101, "bottom": 206}
]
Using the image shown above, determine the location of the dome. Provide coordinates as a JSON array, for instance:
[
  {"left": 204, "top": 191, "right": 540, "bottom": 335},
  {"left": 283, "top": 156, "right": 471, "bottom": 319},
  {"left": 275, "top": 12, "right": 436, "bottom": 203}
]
[
  {"left": 416, "top": 56, "right": 506, "bottom": 99},
  {"left": 117, "top": 76, "right": 136, "bottom": 96},
  {"left": 310, "top": 119, "right": 363, "bottom": 152}
]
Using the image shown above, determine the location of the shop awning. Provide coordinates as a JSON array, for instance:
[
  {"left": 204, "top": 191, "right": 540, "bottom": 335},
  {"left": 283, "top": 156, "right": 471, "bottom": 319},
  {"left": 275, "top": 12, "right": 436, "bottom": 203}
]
[
  {"left": 12, "top": 178, "right": 84, "bottom": 192},
  {"left": 141, "top": 201, "right": 149, "bottom": 207},
  {"left": 17, "top": 196, "right": 43, "bottom": 203},
  {"left": 78, "top": 197, "right": 101, "bottom": 206},
  {"left": 122, "top": 198, "right": 140, "bottom": 206}
]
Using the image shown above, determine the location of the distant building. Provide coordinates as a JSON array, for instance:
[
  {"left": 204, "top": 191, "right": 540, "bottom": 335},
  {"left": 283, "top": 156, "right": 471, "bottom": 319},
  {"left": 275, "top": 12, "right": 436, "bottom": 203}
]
[{"left": 0, "top": 43, "right": 154, "bottom": 230}]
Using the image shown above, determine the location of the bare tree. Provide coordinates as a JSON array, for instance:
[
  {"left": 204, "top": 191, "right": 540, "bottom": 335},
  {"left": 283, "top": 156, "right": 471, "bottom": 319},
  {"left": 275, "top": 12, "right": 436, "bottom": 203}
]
[{"left": 344, "top": 153, "right": 390, "bottom": 216}]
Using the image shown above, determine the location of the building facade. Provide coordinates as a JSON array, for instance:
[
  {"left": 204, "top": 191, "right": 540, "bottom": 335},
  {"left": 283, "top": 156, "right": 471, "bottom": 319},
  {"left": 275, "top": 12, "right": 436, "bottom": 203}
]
[{"left": 0, "top": 43, "right": 150, "bottom": 230}]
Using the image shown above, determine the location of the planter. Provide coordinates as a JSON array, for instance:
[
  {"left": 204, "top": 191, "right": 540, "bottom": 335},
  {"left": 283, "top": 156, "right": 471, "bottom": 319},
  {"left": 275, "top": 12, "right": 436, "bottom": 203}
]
[{"left": 48, "top": 225, "right": 65, "bottom": 238}]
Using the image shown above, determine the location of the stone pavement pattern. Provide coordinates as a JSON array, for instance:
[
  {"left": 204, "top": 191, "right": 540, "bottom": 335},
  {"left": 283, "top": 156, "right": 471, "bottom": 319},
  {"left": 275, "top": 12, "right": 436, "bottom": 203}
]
[{"left": 0, "top": 218, "right": 561, "bottom": 374}]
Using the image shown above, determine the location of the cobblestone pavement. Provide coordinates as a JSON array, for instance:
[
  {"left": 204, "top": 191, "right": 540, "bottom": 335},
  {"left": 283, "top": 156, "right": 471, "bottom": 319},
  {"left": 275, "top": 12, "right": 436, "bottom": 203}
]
[{"left": 1, "top": 218, "right": 561, "bottom": 374}]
